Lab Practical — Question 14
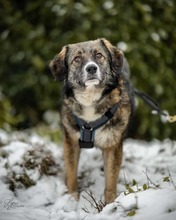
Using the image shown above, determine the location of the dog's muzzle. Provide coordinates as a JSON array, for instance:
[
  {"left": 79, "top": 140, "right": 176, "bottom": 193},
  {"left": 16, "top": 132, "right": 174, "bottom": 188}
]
[{"left": 83, "top": 61, "right": 101, "bottom": 86}]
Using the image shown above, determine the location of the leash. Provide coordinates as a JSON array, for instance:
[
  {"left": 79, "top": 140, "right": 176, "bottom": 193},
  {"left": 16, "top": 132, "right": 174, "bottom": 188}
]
[
  {"left": 134, "top": 88, "right": 176, "bottom": 123},
  {"left": 72, "top": 103, "right": 119, "bottom": 148}
]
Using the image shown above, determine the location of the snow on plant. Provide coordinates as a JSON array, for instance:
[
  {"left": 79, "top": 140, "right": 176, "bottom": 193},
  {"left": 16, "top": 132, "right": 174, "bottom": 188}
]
[{"left": 0, "top": 130, "right": 176, "bottom": 220}]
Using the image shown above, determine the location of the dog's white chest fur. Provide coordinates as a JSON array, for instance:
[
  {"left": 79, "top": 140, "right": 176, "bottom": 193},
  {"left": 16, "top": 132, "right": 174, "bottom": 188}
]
[
  {"left": 81, "top": 106, "right": 101, "bottom": 121},
  {"left": 74, "top": 85, "right": 103, "bottom": 107}
]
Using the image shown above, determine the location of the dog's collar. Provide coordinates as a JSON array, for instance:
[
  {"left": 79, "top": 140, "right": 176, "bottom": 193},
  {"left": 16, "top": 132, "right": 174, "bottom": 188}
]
[{"left": 72, "top": 103, "right": 119, "bottom": 148}]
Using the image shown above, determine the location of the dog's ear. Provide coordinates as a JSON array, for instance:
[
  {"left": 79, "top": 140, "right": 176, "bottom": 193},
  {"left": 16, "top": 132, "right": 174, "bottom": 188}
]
[
  {"left": 100, "top": 38, "right": 124, "bottom": 71},
  {"left": 49, "top": 46, "right": 68, "bottom": 81}
]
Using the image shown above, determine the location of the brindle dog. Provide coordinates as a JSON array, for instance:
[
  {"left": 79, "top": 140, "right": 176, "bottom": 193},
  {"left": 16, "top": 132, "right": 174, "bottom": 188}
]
[{"left": 49, "top": 38, "right": 134, "bottom": 204}]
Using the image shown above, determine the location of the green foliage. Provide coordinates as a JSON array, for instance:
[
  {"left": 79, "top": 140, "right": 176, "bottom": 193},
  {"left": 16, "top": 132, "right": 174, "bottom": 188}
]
[
  {"left": 127, "top": 209, "right": 136, "bottom": 217},
  {"left": 125, "top": 185, "right": 135, "bottom": 194},
  {"left": 163, "top": 176, "right": 170, "bottom": 182},
  {"left": 124, "top": 174, "right": 161, "bottom": 195},
  {"left": 142, "top": 183, "right": 149, "bottom": 190},
  {"left": 0, "top": 0, "right": 176, "bottom": 139},
  {"left": 0, "top": 92, "right": 23, "bottom": 129}
]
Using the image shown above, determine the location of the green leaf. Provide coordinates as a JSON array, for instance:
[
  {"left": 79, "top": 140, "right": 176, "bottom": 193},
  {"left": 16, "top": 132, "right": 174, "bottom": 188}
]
[
  {"left": 126, "top": 185, "right": 134, "bottom": 193},
  {"left": 143, "top": 184, "right": 148, "bottom": 190},
  {"left": 127, "top": 209, "right": 136, "bottom": 216},
  {"left": 163, "top": 176, "right": 170, "bottom": 182},
  {"left": 132, "top": 179, "right": 137, "bottom": 186}
]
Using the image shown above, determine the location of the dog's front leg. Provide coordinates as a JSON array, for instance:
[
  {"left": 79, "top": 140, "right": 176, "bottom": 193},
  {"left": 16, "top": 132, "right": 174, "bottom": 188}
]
[
  {"left": 63, "top": 137, "right": 80, "bottom": 200},
  {"left": 103, "top": 142, "right": 123, "bottom": 204}
]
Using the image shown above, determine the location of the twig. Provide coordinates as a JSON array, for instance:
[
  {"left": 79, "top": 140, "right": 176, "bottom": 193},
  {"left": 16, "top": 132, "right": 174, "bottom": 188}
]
[
  {"left": 122, "top": 166, "right": 128, "bottom": 185},
  {"left": 142, "top": 168, "right": 160, "bottom": 188},
  {"left": 134, "top": 193, "right": 138, "bottom": 210},
  {"left": 82, "top": 191, "right": 106, "bottom": 213}
]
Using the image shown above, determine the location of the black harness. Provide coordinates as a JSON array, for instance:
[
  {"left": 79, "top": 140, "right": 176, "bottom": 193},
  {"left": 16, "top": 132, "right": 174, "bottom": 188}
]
[
  {"left": 71, "top": 88, "right": 176, "bottom": 149},
  {"left": 72, "top": 103, "right": 119, "bottom": 149}
]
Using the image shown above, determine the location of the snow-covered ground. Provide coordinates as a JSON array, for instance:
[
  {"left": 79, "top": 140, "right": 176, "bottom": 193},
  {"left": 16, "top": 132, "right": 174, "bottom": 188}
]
[{"left": 0, "top": 129, "right": 176, "bottom": 220}]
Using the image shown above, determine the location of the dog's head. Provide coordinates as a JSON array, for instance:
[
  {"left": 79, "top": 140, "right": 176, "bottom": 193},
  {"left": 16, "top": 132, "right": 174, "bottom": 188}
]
[{"left": 49, "top": 39, "right": 125, "bottom": 90}]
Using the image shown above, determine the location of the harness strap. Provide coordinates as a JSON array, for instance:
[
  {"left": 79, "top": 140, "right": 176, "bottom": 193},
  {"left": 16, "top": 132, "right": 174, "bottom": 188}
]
[{"left": 73, "top": 103, "right": 119, "bottom": 148}]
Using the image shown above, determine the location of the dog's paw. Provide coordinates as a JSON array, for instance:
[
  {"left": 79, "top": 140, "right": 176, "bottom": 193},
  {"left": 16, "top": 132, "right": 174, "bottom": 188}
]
[
  {"left": 70, "top": 192, "right": 80, "bottom": 201},
  {"left": 104, "top": 190, "right": 117, "bottom": 204},
  {"left": 53, "top": 194, "right": 79, "bottom": 212}
]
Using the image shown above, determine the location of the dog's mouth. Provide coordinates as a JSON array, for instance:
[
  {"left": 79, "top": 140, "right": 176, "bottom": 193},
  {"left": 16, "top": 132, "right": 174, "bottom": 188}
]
[{"left": 85, "top": 79, "right": 100, "bottom": 86}]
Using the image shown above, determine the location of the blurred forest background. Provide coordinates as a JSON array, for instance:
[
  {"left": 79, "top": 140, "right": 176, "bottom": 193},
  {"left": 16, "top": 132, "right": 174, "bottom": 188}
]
[{"left": 0, "top": 0, "right": 176, "bottom": 140}]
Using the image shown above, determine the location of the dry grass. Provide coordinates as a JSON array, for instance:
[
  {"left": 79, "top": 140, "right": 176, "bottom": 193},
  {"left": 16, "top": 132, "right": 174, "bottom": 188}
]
[{"left": 82, "top": 191, "right": 106, "bottom": 213}]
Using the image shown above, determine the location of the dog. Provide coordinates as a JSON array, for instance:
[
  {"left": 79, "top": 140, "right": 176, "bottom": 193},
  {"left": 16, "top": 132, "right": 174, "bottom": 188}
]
[{"left": 49, "top": 38, "right": 134, "bottom": 204}]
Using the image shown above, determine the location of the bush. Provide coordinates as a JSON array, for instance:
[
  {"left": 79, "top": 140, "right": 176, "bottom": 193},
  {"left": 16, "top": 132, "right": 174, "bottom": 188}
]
[{"left": 0, "top": 0, "right": 176, "bottom": 139}]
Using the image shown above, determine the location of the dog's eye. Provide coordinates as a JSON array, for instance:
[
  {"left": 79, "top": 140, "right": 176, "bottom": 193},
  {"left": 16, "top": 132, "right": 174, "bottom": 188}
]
[
  {"left": 74, "top": 56, "right": 82, "bottom": 63},
  {"left": 96, "top": 53, "right": 103, "bottom": 59}
]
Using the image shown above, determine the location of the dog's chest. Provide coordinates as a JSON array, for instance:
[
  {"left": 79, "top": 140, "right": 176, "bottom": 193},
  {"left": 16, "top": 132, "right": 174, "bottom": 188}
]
[
  {"left": 76, "top": 106, "right": 119, "bottom": 148},
  {"left": 80, "top": 106, "right": 101, "bottom": 121},
  {"left": 74, "top": 86, "right": 103, "bottom": 106}
]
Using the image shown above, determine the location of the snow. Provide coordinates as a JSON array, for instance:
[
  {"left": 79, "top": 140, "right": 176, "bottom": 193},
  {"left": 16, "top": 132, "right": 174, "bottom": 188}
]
[{"left": 0, "top": 129, "right": 176, "bottom": 220}]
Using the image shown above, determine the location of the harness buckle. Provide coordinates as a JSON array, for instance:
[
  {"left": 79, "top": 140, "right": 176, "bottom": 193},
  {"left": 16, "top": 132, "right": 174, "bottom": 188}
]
[
  {"left": 79, "top": 139, "right": 94, "bottom": 148},
  {"left": 80, "top": 123, "right": 95, "bottom": 148},
  {"left": 82, "top": 123, "right": 93, "bottom": 131}
]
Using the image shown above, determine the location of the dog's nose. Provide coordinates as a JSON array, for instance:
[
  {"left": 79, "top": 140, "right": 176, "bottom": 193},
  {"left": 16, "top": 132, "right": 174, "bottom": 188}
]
[{"left": 86, "top": 64, "right": 97, "bottom": 75}]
